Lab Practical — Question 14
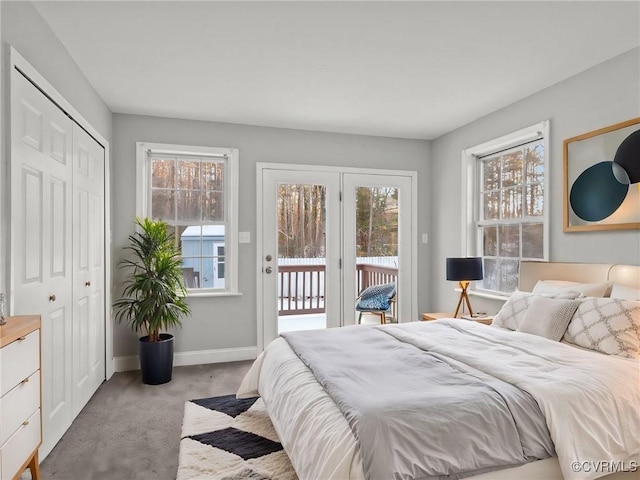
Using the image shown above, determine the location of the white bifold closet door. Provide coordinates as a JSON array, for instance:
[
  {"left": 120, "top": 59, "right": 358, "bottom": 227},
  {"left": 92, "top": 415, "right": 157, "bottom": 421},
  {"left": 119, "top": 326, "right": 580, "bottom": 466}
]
[
  {"left": 10, "top": 69, "right": 105, "bottom": 458},
  {"left": 72, "top": 124, "right": 105, "bottom": 418}
]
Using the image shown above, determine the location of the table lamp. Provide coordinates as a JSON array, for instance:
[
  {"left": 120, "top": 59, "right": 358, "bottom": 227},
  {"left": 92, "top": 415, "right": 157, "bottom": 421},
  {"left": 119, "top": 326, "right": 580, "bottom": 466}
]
[{"left": 446, "top": 257, "right": 483, "bottom": 318}]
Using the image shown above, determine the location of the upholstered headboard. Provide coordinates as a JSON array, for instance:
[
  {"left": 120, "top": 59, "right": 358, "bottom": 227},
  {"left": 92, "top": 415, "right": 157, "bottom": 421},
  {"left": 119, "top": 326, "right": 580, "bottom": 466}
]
[{"left": 519, "top": 261, "right": 640, "bottom": 292}]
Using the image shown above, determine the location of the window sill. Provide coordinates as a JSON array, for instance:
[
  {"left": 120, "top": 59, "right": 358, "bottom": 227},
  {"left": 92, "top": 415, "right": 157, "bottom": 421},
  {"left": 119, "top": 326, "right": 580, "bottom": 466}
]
[
  {"left": 186, "top": 290, "right": 243, "bottom": 299},
  {"left": 455, "top": 287, "right": 509, "bottom": 302}
]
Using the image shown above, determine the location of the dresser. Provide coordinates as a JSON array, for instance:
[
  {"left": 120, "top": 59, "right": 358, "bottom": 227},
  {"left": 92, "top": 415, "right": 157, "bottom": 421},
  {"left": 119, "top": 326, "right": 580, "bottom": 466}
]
[{"left": 0, "top": 315, "right": 41, "bottom": 480}]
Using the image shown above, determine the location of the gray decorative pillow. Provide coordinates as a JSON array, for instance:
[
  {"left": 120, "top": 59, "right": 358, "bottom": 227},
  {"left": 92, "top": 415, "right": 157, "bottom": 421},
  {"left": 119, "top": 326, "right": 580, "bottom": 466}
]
[
  {"left": 492, "top": 291, "right": 580, "bottom": 331},
  {"left": 563, "top": 298, "right": 640, "bottom": 359},
  {"left": 517, "top": 297, "right": 581, "bottom": 341}
]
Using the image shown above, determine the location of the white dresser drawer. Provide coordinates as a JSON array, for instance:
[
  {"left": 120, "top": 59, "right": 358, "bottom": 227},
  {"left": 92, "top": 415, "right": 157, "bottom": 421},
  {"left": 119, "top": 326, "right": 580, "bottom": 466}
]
[
  {"left": 0, "top": 370, "right": 40, "bottom": 446},
  {"left": 0, "top": 330, "right": 39, "bottom": 397},
  {"left": 0, "top": 409, "right": 40, "bottom": 480}
]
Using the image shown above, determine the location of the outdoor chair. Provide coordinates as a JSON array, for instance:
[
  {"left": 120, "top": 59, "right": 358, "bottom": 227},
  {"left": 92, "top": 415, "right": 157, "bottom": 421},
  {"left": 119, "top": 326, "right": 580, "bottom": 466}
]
[{"left": 356, "top": 282, "right": 396, "bottom": 324}]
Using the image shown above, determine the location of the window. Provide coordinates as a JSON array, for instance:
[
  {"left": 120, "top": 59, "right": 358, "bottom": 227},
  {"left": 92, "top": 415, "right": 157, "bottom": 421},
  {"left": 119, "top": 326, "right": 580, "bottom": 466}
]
[
  {"left": 136, "top": 142, "right": 239, "bottom": 295},
  {"left": 462, "top": 121, "right": 549, "bottom": 295}
]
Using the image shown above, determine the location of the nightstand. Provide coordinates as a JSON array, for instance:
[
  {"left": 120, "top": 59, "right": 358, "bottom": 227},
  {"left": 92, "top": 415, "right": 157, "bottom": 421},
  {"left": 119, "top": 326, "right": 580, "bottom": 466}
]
[
  {"left": 460, "top": 314, "right": 493, "bottom": 325},
  {"left": 421, "top": 312, "right": 454, "bottom": 321},
  {"left": 422, "top": 312, "right": 493, "bottom": 325}
]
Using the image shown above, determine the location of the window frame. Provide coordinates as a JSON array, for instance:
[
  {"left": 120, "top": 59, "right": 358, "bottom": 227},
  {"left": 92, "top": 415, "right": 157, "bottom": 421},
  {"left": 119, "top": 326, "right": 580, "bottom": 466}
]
[
  {"left": 460, "top": 121, "right": 550, "bottom": 297},
  {"left": 136, "top": 142, "right": 240, "bottom": 297}
]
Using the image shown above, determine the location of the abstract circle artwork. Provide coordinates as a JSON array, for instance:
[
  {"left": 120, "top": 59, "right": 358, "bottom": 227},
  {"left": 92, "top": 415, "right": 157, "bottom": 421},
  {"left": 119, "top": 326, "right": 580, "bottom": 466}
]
[
  {"left": 613, "top": 129, "right": 640, "bottom": 184},
  {"left": 569, "top": 130, "right": 640, "bottom": 222},
  {"left": 569, "top": 161, "right": 629, "bottom": 222}
]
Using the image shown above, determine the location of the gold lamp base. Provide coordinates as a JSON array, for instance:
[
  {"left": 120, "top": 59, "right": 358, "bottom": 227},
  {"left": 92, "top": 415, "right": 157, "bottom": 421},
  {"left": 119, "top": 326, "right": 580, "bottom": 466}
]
[{"left": 453, "top": 281, "right": 474, "bottom": 318}]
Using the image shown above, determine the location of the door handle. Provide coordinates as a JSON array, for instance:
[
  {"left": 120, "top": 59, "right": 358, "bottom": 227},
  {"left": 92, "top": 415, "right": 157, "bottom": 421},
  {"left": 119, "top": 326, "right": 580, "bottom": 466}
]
[
  {"left": 265, "top": 267, "right": 273, "bottom": 274},
  {"left": 49, "top": 294, "right": 56, "bottom": 302},
  {"left": 85, "top": 281, "right": 91, "bottom": 287}
]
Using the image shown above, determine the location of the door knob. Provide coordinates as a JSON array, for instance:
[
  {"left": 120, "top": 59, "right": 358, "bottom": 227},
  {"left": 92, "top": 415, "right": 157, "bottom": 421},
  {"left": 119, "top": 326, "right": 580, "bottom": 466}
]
[
  {"left": 265, "top": 255, "right": 272, "bottom": 262},
  {"left": 85, "top": 281, "right": 91, "bottom": 287},
  {"left": 265, "top": 266, "right": 273, "bottom": 274},
  {"left": 49, "top": 294, "right": 56, "bottom": 302}
]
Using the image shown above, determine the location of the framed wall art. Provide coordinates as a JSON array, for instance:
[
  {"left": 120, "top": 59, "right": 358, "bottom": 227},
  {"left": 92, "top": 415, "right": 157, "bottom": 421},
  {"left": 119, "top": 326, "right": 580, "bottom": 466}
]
[{"left": 563, "top": 117, "right": 640, "bottom": 232}]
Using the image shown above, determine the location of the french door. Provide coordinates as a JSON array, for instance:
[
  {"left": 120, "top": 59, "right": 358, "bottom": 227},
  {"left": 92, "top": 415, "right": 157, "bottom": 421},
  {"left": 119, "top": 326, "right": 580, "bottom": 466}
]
[
  {"left": 261, "top": 169, "right": 342, "bottom": 348},
  {"left": 258, "top": 165, "right": 416, "bottom": 350},
  {"left": 342, "top": 173, "right": 414, "bottom": 325}
]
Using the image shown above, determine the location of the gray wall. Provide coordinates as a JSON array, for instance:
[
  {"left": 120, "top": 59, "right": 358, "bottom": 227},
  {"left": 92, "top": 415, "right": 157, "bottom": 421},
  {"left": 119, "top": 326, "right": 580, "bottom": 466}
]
[
  {"left": 1, "top": 1, "right": 113, "bottom": 294},
  {"left": 430, "top": 48, "right": 640, "bottom": 315},
  {"left": 112, "top": 114, "right": 431, "bottom": 357}
]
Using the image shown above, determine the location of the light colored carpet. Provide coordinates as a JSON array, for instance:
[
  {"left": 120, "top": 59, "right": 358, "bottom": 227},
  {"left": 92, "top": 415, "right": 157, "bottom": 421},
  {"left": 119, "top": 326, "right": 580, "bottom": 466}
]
[
  {"left": 39, "top": 361, "right": 253, "bottom": 480},
  {"left": 178, "top": 395, "right": 296, "bottom": 480}
]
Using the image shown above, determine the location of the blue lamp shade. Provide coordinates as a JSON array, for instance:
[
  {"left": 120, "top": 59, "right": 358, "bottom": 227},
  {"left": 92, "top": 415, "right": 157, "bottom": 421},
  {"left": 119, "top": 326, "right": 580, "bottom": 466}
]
[{"left": 446, "top": 257, "right": 483, "bottom": 281}]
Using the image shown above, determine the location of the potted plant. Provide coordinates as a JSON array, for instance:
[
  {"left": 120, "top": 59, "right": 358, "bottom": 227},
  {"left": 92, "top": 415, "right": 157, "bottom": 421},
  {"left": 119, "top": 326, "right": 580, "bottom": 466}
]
[{"left": 114, "top": 217, "right": 191, "bottom": 385}]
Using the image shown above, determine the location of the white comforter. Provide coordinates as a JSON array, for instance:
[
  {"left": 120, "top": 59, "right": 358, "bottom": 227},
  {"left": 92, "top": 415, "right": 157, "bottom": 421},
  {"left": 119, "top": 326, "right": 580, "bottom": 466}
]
[{"left": 238, "top": 320, "right": 640, "bottom": 480}]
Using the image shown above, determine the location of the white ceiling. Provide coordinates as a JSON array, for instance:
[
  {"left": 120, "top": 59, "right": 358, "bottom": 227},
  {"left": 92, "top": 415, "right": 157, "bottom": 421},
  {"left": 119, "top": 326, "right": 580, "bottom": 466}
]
[{"left": 34, "top": 1, "right": 639, "bottom": 140}]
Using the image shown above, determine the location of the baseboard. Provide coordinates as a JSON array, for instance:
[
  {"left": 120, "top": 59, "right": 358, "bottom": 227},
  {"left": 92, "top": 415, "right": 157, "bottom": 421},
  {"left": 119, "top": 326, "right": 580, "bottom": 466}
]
[{"left": 113, "top": 346, "right": 258, "bottom": 373}]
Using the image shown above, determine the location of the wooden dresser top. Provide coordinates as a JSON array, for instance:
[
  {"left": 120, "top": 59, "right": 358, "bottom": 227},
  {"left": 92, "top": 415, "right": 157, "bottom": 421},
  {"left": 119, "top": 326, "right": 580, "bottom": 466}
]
[{"left": 0, "top": 315, "right": 41, "bottom": 348}]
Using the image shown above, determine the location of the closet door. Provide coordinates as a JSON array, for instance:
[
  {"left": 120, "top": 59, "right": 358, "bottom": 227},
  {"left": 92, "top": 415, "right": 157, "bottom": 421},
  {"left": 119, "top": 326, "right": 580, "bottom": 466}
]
[
  {"left": 72, "top": 124, "right": 105, "bottom": 417},
  {"left": 10, "top": 69, "right": 74, "bottom": 456}
]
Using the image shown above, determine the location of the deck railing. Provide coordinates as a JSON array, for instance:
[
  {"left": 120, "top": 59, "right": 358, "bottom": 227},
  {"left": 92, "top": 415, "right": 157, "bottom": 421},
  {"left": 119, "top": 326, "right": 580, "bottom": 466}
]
[
  {"left": 356, "top": 263, "right": 398, "bottom": 293},
  {"left": 278, "top": 263, "right": 398, "bottom": 316},
  {"left": 278, "top": 265, "right": 325, "bottom": 315}
]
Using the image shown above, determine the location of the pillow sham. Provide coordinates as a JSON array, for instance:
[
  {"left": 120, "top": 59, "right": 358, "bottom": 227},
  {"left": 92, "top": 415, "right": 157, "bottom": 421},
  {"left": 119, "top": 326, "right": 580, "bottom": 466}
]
[
  {"left": 539, "top": 280, "right": 581, "bottom": 287},
  {"left": 563, "top": 297, "right": 640, "bottom": 359},
  {"left": 532, "top": 280, "right": 612, "bottom": 298},
  {"left": 609, "top": 284, "right": 640, "bottom": 301},
  {"left": 517, "top": 297, "right": 581, "bottom": 341},
  {"left": 492, "top": 291, "right": 580, "bottom": 331}
]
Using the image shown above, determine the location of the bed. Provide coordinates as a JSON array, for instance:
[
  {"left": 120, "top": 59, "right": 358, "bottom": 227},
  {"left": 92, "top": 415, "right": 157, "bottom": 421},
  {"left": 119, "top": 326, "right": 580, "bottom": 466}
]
[{"left": 238, "top": 262, "right": 640, "bottom": 480}]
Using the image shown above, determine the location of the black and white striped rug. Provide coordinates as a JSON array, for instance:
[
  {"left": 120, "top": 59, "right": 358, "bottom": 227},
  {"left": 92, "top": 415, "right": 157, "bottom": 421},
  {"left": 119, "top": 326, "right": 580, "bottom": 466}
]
[{"left": 178, "top": 395, "right": 297, "bottom": 480}]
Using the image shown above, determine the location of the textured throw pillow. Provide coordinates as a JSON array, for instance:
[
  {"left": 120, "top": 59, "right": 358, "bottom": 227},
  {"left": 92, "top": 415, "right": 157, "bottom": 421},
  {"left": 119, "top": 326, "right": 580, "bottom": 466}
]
[
  {"left": 492, "top": 291, "right": 580, "bottom": 331},
  {"left": 517, "top": 297, "right": 581, "bottom": 341},
  {"left": 532, "top": 280, "right": 612, "bottom": 298},
  {"left": 563, "top": 298, "right": 640, "bottom": 359},
  {"left": 610, "top": 284, "right": 640, "bottom": 301}
]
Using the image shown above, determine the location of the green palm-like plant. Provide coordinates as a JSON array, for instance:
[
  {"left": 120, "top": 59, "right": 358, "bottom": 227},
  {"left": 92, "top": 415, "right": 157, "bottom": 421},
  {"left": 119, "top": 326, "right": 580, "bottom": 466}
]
[{"left": 114, "top": 218, "right": 191, "bottom": 342}]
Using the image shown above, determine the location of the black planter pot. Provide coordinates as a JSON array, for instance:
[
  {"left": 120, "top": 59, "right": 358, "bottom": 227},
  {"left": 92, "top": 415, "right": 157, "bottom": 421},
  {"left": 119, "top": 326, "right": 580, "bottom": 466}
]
[{"left": 139, "top": 333, "right": 174, "bottom": 385}]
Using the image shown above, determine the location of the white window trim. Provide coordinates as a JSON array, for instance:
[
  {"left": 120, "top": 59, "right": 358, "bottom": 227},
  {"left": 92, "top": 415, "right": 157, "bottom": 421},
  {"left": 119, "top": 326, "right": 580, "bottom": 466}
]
[
  {"left": 136, "top": 142, "right": 240, "bottom": 297},
  {"left": 460, "top": 120, "right": 550, "bottom": 296}
]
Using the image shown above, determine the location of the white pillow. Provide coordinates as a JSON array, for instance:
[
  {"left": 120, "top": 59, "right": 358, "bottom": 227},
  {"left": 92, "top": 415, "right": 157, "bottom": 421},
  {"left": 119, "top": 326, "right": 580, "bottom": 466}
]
[
  {"left": 532, "top": 280, "right": 612, "bottom": 298},
  {"left": 517, "top": 297, "right": 581, "bottom": 341},
  {"left": 540, "top": 280, "right": 581, "bottom": 287},
  {"left": 492, "top": 291, "right": 580, "bottom": 331},
  {"left": 563, "top": 298, "right": 640, "bottom": 359},
  {"left": 610, "top": 284, "right": 640, "bottom": 301}
]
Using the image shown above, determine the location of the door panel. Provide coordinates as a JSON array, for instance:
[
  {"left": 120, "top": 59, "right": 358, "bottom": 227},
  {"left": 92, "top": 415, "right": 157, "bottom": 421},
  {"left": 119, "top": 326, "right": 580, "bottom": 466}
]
[
  {"left": 22, "top": 168, "right": 44, "bottom": 283},
  {"left": 48, "top": 306, "right": 70, "bottom": 419},
  {"left": 50, "top": 177, "right": 67, "bottom": 277},
  {"left": 72, "top": 123, "right": 105, "bottom": 417},
  {"left": 11, "top": 69, "right": 74, "bottom": 457},
  {"left": 261, "top": 170, "right": 341, "bottom": 347},
  {"left": 343, "top": 174, "right": 413, "bottom": 325}
]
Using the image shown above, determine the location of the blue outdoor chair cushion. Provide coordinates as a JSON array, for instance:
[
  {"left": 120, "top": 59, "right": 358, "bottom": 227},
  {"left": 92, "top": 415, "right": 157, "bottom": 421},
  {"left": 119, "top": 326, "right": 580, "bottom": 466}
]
[{"left": 356, "top": 283, "right": 396, "bottom": 312}]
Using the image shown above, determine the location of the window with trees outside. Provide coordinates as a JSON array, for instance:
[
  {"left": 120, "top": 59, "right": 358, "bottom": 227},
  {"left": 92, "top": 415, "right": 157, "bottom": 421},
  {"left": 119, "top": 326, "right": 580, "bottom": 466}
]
[
  {"left": 136, "top": 142, "right": 239, "bottom": 294},
  {"left": 463, "top": 121, "right": 549, "bottom": 295}
]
